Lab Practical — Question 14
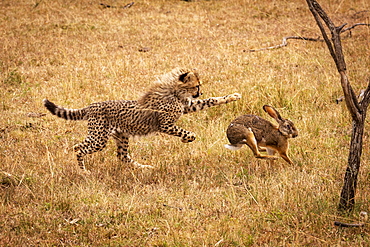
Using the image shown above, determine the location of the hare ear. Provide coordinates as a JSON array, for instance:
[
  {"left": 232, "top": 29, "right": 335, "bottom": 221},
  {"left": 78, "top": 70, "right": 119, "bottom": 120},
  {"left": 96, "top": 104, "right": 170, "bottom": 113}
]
[{"left": 263, "top": 105, "right": 283, "bottom": 121}]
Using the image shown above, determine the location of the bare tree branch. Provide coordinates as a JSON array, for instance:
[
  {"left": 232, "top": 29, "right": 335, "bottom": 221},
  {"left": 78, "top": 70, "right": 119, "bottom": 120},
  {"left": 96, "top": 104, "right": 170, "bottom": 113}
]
[
  {"left": 342, "top": 23, "right": 370, "bottom": 32},
  {"left": 340, "top": 72, "right": 362, "bottom": 121},
  {"left": 247, "top": 23, "right": 369, "bottom": 53},
  {"left": 248, "top": 36, "right": 322, "bottom": 52},
  {"left": 336, "top": 89, "right": 365, "bottom": 104},
  {"left": 359, "top": 78, "right": 370, "bottom": 109},
  {"left": 307, "top": 0, "right": 362, "bottom": 121}
]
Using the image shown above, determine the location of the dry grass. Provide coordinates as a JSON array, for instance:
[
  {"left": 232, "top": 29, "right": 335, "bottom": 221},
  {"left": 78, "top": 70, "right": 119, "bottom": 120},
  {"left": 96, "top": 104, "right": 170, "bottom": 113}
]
[{"left": 1, "top": 0, "right": 370, "bottom": 246}]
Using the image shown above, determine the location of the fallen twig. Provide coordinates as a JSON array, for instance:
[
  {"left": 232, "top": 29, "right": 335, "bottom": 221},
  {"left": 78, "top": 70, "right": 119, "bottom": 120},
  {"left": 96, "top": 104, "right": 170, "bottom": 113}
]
[
  {"left": 334, "top": 211, "right": 368, "bottom": 227},
  {"left": 100, "top": 3, "right": 116, "bottom": 8},
  {"left": 334, "top": 221, "right": 365, "bottom": 227},
  {"left": 100, "top": 2, "right": 134, "bottom": 9},
  {"left": 122, "top": 2, "right": 134, "bottom": 9},
  {"left": 163, "top": 204, "right": 183, "bottom": 211}
]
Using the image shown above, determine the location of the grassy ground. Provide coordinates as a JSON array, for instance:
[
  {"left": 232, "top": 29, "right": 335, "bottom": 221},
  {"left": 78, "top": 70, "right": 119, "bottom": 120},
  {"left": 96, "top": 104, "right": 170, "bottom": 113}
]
[{"left": 1, "top": 0, "right": 370, "bottom": 246}]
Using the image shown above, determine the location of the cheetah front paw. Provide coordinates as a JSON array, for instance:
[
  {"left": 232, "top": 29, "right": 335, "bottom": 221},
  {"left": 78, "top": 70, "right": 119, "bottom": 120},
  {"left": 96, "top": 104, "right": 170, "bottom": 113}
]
[{"left": 181, "top": 133, "right": 196, "bottom": 143}]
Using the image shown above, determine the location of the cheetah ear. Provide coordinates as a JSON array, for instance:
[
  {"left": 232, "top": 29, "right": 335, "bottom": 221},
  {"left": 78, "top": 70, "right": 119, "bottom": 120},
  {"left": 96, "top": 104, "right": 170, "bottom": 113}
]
[{"left": 179, "top": 72, "right": 191, "bottom": 83}]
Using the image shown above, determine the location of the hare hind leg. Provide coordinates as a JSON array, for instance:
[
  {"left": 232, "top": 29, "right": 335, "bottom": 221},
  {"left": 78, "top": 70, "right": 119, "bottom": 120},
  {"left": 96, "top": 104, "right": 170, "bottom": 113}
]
[{"left": 244, "top": 128, "right": 278, "bottom": 161}]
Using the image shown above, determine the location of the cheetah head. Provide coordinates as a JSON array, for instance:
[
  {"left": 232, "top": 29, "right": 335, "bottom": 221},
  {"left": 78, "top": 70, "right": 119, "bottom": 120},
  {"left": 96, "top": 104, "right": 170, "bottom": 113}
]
[{"left": 177, "top": 70, "right": 203, "bottom": 99}]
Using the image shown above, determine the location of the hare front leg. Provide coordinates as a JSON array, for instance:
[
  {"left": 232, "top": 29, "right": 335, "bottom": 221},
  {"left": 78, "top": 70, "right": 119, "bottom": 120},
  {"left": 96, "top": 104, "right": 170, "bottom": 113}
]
[
  {"left": 277, "top": 150, "right": 294, "bottom": 165},
  {"left": 270, "top": 142, "right": 294, "bottom": 165}
]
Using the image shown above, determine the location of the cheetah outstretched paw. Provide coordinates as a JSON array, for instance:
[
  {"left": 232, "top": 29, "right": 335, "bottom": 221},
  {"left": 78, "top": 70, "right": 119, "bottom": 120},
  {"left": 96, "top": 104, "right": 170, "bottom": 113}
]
[{"left": 226, "top": 93, "right": 242, "bottom": 102}]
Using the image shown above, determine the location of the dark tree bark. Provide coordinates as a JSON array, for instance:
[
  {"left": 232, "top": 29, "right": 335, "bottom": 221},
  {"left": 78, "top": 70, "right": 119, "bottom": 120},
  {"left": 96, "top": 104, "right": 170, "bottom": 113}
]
[{"left": 306, "top": 0, "right": 370, "bottom": 212}]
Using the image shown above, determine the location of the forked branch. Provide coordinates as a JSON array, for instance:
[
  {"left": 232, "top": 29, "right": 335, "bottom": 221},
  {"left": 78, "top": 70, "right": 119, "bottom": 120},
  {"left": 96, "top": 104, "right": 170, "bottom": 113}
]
[{"left": 307, "top": 0, "right": 363, "bottom": 122}]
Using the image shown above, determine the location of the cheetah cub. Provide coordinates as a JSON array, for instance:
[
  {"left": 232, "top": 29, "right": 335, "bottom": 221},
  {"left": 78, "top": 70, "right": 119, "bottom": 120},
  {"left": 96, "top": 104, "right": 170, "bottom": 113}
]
[{"left": 44, "top": 68, "right": 241, "bottom": 171}]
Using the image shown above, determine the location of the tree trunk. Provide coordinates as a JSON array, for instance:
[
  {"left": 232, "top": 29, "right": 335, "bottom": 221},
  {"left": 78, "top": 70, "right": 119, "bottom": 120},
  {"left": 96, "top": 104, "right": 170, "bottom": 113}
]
[
  {"left": 306, "top": 0, "right": 370, "bottom": 213},
  {"left": 336, "top": 70, "right": 365, "bottom": 213},
  {"left": 338, "top": 119, "right": 365, "bottom": 212}
]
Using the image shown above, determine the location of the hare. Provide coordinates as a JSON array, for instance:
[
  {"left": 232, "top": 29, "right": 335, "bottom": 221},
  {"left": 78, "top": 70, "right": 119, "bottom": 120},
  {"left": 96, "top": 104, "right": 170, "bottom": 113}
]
[{"left": 225, "top": 105, "right": 298, "bottom": 165}]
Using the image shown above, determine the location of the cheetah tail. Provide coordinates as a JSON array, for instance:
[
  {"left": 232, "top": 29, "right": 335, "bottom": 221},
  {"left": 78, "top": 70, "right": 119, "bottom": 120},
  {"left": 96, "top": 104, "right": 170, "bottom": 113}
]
[{"left": 43, "top": 99, "right": 86, "bottom": 120}]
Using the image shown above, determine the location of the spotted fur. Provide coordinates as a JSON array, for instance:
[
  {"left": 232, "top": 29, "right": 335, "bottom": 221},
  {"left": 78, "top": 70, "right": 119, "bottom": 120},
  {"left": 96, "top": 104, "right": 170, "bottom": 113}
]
[{"left": 44, "top": 68, "right": 241, "bottom": 170}]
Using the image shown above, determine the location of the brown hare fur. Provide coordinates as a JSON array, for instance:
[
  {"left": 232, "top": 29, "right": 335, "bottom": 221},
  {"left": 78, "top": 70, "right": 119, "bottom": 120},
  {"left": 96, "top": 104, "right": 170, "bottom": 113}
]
[{"left": 225, "top": 105, "right": 298, "bottom": 165}]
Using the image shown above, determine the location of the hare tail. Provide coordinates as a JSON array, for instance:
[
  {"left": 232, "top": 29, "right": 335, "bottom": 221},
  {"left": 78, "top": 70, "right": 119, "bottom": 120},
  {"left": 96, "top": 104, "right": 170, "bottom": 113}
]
[{"left": 224, "top": 144, "right": 243, "bottom": 151}]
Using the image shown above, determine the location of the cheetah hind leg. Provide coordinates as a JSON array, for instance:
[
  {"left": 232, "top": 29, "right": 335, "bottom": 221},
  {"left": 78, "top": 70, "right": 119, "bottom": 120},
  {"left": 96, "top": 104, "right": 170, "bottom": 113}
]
[
  {"left": 73, "top": 134, "right": 108, "bottom": 172},
  {"left": 73, "top": 144, "right": 88, "bottom": 171},
  {"left": 112, "top": 132, "right": 154, "bottom": 169}
]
